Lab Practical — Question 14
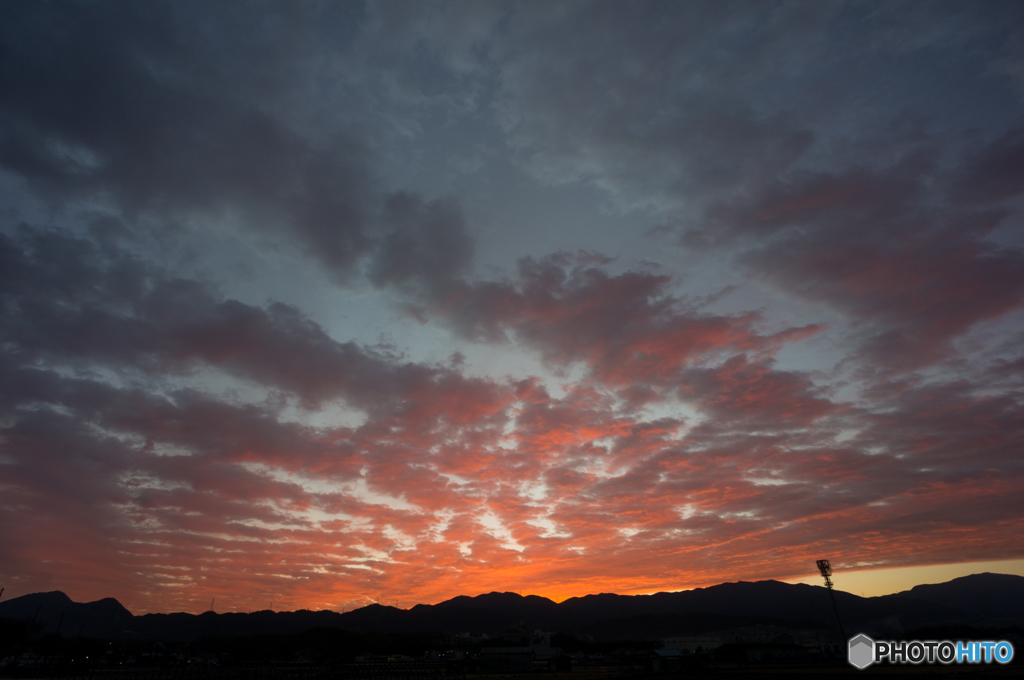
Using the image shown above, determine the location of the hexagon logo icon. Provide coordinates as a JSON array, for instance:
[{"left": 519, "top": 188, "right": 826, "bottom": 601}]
[{"left": 848, "top": 633, "right": 875, "bottom": 669}]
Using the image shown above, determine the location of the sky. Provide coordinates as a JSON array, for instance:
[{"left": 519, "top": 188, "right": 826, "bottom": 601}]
[{"left": 1, "top": 1, "right": 1024, "bottom": 615}]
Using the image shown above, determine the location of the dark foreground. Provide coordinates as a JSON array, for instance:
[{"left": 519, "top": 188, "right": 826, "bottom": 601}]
[{"left": 3, "top": 661, "right": 1024, "bottom": 680}]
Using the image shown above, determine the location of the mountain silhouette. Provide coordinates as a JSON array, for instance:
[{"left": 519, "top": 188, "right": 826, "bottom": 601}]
[
  {"left": 0, "top": 590, "right": 133, "bottom": 638},
  {"left": 890, "top": 573, "right": 1024, "bottom": 620},
  {"left": 2, "top": 573, "right": 1021, "bottom": 642}
]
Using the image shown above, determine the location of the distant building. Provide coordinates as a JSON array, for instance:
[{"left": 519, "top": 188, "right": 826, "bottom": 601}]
[
  {"left": 649, "top": 649, "right": 685, "bottom": 673},
  {"left": 662, "top": 636, "right": 724, "bottom": 653},
  {"left": 479, "top": 647, "right": 533, "bottom": 673},
  {"left": 713, "top": 642, "right": 812, "bottom": 663},
  {"left": 479, "top": 635, "right": 570, "bottom": 674}
]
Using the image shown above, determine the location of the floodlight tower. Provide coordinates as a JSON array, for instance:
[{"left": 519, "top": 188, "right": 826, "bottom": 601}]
[{"left": 816, "top": 559, "right": 846, "bottom": 641}]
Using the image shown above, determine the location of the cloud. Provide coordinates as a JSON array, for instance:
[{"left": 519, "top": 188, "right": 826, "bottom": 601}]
[
  {"left": 4, "top": 265, "right": 1024, "bottom": 612},
  {"left": 492, "top": 0, "right": 825, "bottom": 213},
  {"left": 694, "top": 151, "right": 1024, "bottom": 371},
  {"left": 484, "top": 1, "right": 1023, "bottom": 215},
  {"left": 2, "top": 1, "right": 1024, "bottom": 615},
  {"left": 444, "top": 1, "right": 1024, "bottom": 372},
  {"left": 0, "top": 228, "right": 529, "bottom": 610},
  {"left": 412, "top": 252, "right": 825, "bottom": 396},
  {"left": 678, "top": 355, "right": 838, "bottom": 427},
  {"left": 0, "top": 2, "right": 362, "bottom": 264},
  {"left": 0, "top": 229, "right": 502, "bottom": 420},
  {"left": 952, "top": 128, "right": 1024, "bottom": 205},
  {"left": 0, "top": 1, "right": 474, "bottom": 290},
  {"left": 369, "top": 193, "right": 474, "bottom": 291}
]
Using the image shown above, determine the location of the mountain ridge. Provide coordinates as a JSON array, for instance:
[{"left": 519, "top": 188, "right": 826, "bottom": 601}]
[{"left": 2, "top": 573, "right": 1021, "bottom": 642}]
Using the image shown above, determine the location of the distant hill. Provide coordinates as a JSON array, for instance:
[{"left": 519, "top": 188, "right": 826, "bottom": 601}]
[
  {"left": 2, "top": 573, "right": 1021, "bottom": 642},
  {"left": 890, "top": 573, "right": 1024, "bottom": 620},
  {"left": 0, "top": 590, "right": 133, "bottom": 638}
]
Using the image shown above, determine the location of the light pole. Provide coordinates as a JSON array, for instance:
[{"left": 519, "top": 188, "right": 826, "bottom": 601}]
[{"left": 816, "top": 559, "right": 846, "bottom": 641}]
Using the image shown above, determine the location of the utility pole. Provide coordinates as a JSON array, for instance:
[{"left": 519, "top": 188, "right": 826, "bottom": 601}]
[{"left": 816, "top": 559, "right": 847, "bottom": 641}]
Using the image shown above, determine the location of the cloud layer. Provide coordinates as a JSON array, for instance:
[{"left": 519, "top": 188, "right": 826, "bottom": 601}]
[{"left": 1, "top": 1, "right": 1023, "bottom": 614}]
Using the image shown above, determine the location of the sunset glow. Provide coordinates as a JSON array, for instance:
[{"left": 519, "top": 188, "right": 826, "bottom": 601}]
[{"left": 2, "top": 1, "right": 1024, "bottom": 616}]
